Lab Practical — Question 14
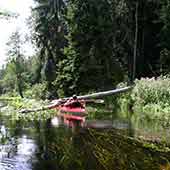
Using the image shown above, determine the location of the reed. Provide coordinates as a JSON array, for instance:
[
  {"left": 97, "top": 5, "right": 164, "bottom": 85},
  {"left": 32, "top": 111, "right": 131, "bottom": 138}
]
[{"left": 117, "top": 76, "right": 170, "bottom": 127}]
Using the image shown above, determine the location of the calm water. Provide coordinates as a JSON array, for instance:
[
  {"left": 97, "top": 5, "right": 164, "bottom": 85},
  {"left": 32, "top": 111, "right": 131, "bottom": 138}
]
[{"left": 0, "top": 110, "right": 170, "bottom": 170}]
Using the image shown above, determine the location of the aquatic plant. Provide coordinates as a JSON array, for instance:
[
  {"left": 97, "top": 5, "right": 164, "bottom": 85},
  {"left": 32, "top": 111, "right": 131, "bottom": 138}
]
[{"left": 117, "top": 76, "right": 170, "bottom": 129}]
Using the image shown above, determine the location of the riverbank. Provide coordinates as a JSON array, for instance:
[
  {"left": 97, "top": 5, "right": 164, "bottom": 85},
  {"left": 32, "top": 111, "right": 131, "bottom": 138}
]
[
  {"left": 116, "top": 76, "right": 170, "bottom": 127},
  {"left": 0, "top": 97, "right": 56, "bottom": 120}
]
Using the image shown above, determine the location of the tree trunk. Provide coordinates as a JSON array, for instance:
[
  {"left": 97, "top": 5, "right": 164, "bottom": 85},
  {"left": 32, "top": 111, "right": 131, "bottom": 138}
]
[
  {"left": 133, "top": 1, "right": 139, "bottom": 81},
  {"left": 77, "top": 86, "right": 132, "bottom": 100},
  {"left": 17, "top": 75, "right": 24, "bottom": 98}
]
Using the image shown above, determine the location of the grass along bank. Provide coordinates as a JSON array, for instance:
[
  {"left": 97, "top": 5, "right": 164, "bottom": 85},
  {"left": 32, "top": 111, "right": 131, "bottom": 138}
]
[
  {"left": 0, "top": 96, "right": 56, "bottom": 121},
  {"left": 117, "top": 76, "right": 170, "bottom": 129}
]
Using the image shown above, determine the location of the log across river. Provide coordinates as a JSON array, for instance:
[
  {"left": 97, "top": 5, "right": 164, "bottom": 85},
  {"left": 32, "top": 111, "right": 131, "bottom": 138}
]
[{"left": 19, "top": 86, "right": 132, "bottom": 113}]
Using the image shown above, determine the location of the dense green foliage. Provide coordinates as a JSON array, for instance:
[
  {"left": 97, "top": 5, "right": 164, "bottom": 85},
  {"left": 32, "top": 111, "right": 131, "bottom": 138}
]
[
  {"left": 1, "top": 0, "right": 170, "bottom": 99},
  {"left": 5, "top": 31, "right": 26, "bottom": 98},
  {"left": 0, "top": 96, "right": 55, "bottom": 121},
  {"left": 117, "top": 77, "right": 170, "bottom": 128},
  {"left": 58, "top": 0, "right": 124, "bottom": 94},
  {"left": 30, "top": 0, "right": 66, "bottom": 97}
]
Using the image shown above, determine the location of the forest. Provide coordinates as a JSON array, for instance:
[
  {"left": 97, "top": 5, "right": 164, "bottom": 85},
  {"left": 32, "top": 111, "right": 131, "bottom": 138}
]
[
  {"left": 1, "top": 1, "right": 170, "bottom": 170},
  {"left": 0, "top": 0, "right": 170, "bottom": 100}
]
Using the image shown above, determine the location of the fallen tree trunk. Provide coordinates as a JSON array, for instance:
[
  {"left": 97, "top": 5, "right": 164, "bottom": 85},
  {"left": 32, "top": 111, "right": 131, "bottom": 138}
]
[
  {"left": 76, "top": 86, "right": 132, "bottom": 100},
  {"left": 19, "top": 86, "right": 133, "bottom": 113}
]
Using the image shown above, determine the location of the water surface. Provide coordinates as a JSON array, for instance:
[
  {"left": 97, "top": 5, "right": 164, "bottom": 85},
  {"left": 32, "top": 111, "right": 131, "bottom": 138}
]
[{"left": 0, "top": 109, "right": 170, "bottom": 170}]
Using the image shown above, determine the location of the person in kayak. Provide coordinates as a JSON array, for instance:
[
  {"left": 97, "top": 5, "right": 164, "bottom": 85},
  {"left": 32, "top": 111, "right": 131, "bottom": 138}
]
[{"left": 64, "top": 95, "right": 85, "bottom": 108}]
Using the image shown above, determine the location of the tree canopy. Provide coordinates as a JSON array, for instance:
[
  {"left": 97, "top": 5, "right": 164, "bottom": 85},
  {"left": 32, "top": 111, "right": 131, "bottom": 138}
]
[{"left": 1, "top": 0, "right": 170, "bottom": 98}]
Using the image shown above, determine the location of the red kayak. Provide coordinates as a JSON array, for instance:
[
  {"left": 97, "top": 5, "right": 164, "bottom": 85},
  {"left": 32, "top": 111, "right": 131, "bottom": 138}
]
[
  {"left": 57, "top": 99, "right": 87, "bottom": 127},
  {"left": 59, "top": 105, "right": 86, "bottom": 114}
]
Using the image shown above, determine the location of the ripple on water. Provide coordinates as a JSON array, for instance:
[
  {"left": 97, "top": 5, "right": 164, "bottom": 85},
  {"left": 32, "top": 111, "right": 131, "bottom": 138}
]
[{"left": 0, "top": 136, "right": 37, "bottom": 170}]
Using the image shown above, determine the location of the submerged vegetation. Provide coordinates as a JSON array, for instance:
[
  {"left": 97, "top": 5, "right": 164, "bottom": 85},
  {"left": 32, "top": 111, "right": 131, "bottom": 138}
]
[{"left": 1, "top": 108, "right": 170, "bottom": 170}]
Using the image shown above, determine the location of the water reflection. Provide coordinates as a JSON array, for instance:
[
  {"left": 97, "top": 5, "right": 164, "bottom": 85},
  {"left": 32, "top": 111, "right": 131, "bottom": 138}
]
[
  {"left": 51, "top": 117, "right": 59, "bottom": 127},
  {"left": 0, "top": 134, "right": 37, "bottom": 170},
  {"left": 0, "top": 111, "right": 170, "bottom": 170}
]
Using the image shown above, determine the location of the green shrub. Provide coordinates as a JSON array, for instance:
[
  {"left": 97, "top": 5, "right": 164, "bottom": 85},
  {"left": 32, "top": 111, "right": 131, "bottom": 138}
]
[
  {"left": 131, "top": 77, "right": 170, "bottom": 116},
  {"left": 117, "top": 76, "right": 170, "bottom": 127},
  {"left": 116, "top": 82, "right": 133, "bottom": 117},
  {"left": 25, "top": 83, "right": 47, "bottom": 99}
]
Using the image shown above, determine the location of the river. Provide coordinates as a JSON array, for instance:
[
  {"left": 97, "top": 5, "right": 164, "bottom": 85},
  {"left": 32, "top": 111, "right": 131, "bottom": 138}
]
[{"left": 0, "top": 108, "right": 170, "bottom": 170}]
